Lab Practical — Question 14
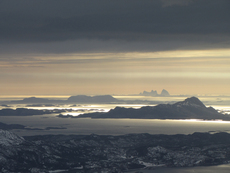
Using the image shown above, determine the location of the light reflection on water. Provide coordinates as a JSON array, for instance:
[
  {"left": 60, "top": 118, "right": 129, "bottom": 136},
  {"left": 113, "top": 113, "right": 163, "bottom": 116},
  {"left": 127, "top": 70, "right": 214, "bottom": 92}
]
[
  {"left": 0, "top": 95, "right": 69, "bottom": 101},
  {"left": 213, "top": 106, "right": 230, "bottom": 114},
  {"left": 114, "top": 95, "right": 187, "bottom": 101},
  {"left": 178, "top": 119, "right": 230, "bottom": 123},
  {"left": 1, "top": 95, "right": 230, "bottom": 171},
  {"left": 128, "top": 164, "right": 230, "bottom": 173},
  {"left": 0, "top": 95, "right": 230, "bottom": 136},
  {"left": 1, "top": 95, "right": 230, "bottom": 117},
  {"left": 0, "top": 104, "right": 156, "bottom": 117},
  {"left": 1, "top": 103, "right": 230, "bottom": 117},
  {"left": 1, "top": 117, "right": 229, "bottom": 136}
]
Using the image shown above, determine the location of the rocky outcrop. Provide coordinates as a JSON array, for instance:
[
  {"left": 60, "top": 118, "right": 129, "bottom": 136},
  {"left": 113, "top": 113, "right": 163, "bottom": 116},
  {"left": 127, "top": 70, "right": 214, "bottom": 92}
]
[
  {"left": 139, "top": 89, "right": 170, "bottom": 96},
  {"left": 160, "top": 89, "right": 170, "bottom": 96}
]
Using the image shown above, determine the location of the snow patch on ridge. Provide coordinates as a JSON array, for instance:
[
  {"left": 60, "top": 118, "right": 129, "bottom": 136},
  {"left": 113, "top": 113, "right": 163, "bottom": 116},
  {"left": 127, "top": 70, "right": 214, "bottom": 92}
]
[
  {"left": 0, "top": 130, "right": 24, "bottom": 146},
  {"left": 174, "top": 97, "right": 206, "bottom": 108}
]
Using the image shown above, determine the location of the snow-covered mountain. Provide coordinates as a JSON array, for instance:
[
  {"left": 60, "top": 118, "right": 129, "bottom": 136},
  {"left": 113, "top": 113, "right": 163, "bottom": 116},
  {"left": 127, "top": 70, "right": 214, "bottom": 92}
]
[
  {"left": 0, "top": 129, "right": 24, "bottom": 146},
  {"left": 0, "top": 130, "right": 230, "bottom": 172},
  {"left": 76, "top": 97, "right": 228, "bottom": 120},
  {"left": 173, "top": 97, "right": 206, "bottom": 108}
]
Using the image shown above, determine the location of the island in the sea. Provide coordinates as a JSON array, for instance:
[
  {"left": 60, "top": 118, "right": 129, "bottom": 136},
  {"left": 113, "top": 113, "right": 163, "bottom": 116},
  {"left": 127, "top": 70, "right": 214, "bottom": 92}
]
[
  {"left": 2, "top": 95, "right": 119, "bottom": 104},
  {"left": 59, "top": 97, "right": 230, "bottom": 121},
  {"left": 139, "top": 89, "right": 170, "bottom": 96}
]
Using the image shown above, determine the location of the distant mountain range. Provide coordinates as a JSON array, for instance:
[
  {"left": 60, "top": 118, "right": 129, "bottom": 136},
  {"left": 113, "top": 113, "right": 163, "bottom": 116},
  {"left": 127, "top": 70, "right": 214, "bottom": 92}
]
[
  {"left": 139, "top": 89, "right": 170, "bottom": 96},
  {"left": 1, "top": 96, "right": 230, "bottom": 121},
  {"left": 1, "top": 94, "right": 168, "bottom": 105},
  {"left": 3, "top": 95, "right": 119, "bottom": 104},
  {"left": 61, "top": 97, "right": 230, "bottom": 120},
  {"left": 67, "top": 95, "right": 118, "bottom": 103}
]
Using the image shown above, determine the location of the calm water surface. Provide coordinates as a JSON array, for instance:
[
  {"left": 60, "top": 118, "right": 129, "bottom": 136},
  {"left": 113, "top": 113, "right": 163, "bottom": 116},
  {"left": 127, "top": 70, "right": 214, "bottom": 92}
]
[
  {"left": 0, "top": 116, "right": 229, "bottom": 136},
  {"left": 1, "top": 95, "right": 230, "bottom": 172},
  {"left": 0, "top": 95, "right": 230, "bottom": 136},
  {"left": 127, "top": 164, "right": 230, "bottom": 173}
]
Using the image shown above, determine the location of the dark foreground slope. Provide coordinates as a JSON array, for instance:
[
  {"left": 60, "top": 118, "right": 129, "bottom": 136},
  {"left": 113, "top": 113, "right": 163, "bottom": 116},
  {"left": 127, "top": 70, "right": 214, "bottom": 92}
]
[
  {"left": 65, "top": 97, "right": 230, "bottom": 120},
  {"left": 1, "top": 130, "right": 230, "bottom": 172}
]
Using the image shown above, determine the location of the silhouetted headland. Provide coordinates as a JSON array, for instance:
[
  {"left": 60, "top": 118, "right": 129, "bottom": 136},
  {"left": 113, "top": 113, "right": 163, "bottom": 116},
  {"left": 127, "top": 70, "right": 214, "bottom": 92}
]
[{"left": 60, "top": 97, "right": 230, "bottom": 120}]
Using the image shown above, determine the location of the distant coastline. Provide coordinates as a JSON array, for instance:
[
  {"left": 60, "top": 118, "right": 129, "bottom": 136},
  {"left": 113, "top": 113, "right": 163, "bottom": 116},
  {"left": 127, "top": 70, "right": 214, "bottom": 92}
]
[{"left": 58, "top": 97, "right": 230, "bottom": 121}]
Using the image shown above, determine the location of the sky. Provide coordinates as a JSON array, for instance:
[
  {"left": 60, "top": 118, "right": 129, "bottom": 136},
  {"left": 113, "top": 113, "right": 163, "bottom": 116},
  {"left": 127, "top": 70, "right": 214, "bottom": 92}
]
[{"left": 0, "top": 0, "right": 230, "bottom": 96}]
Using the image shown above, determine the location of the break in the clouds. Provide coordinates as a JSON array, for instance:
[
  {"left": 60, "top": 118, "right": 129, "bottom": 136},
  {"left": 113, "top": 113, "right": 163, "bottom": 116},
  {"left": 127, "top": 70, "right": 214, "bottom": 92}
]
[
  {"left": 0, "top": 0, "right": 230, "bottom": 54},
  {"left": 0, "top": 0, "right": 230, "bottom": 95}
]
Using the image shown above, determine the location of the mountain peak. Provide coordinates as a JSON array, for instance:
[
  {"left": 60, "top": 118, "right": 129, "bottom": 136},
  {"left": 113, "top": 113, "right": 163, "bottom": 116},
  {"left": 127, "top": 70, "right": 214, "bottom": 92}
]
[
  {"left": 160, "top": 89, "right": 170, "bottom": 96},
  {"left": 139, "top": 89, "right": 170, "bottom": 96},
  {"left": 174, "top": 97, "right": 206, "bottom": 108}
]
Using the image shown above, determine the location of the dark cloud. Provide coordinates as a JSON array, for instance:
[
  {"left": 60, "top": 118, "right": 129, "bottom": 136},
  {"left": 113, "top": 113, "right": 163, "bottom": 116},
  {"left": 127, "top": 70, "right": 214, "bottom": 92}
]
[
  {"left": 0, "top": 0, "right": 230, "bottom": 43},
  {"left": 0, "top": 0, "right": 230, "bottom": 56},
  {"left": 161, "top": 0, "right": 193, "bottom": 7},
  {"left": 0, "top": 35, "right": 230, "bottom": 56}
]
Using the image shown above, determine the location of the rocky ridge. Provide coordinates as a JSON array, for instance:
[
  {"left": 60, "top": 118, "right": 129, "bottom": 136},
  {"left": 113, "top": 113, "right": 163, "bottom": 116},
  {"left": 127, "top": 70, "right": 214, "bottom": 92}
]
[
  {"left": 1, "top": 130, "right": 230, "bottom": 172},
  {"left": 139, "top": 89, "right": 170, "bottom": 96},
  {"left": 70, "top": 97, "right": 230, "bottom": 120},
  {"left": 0, "top": 130, "right": 24, "bottom": 146}
]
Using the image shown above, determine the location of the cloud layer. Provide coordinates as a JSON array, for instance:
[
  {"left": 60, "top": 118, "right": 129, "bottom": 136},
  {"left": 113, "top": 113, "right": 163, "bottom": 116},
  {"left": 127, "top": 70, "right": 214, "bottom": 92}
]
[
  {"left": 0, "top": 0, "right": 230, "bottom": 95},
  {"left": 1, "top": 0, "right": 230, "bottom": 46}
]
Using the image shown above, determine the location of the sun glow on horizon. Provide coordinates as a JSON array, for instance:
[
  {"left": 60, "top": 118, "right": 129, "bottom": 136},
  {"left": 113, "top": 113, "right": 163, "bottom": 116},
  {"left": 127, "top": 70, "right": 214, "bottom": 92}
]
[{"left": 178, "top": 119, "right": 230, "bottom": 123}]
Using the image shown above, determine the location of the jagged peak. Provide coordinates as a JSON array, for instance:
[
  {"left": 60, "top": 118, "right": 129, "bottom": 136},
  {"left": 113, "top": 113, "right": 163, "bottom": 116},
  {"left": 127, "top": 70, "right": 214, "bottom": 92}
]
[{"left": 174, "top": 97, "right": 206, "bottom": 108}]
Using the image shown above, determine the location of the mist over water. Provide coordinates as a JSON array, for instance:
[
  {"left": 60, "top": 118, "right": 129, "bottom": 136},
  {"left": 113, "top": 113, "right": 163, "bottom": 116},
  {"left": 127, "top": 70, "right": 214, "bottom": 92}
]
[
  {"left": 0, "top": 95, "right": 230, "bottom": 136},
  {"left": 1, "top": 95, "right": 230, "bottom": 172},
  {"left": 0, "top": 115, "right": 230, "bottom": 136}
]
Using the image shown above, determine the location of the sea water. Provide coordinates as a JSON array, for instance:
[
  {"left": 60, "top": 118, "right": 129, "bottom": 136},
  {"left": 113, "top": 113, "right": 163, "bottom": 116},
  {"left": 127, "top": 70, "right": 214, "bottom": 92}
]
[
  {"left": 127, "top": 163, "right": 230, "bottom": 173},
  {"left": 0, "top": 95, "right": 230, "bottom": 136},
  {"left": 1, "top": 95, "right": 230, "bottom": 172}
]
